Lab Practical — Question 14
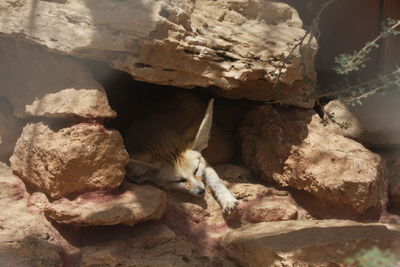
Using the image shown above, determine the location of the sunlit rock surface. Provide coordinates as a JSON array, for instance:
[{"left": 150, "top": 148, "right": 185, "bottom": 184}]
[
  {"left": 10, "top": 122, "right": 129, "bottom": 199},
  {"left": 323, "top": 97, "right": 400, "bottom": 146},
  {"left": 241, "top": 105, "right": 387, "bottom": 219},
  {"left": 0, "top": 0, "right": 317, "bottom": 108}
]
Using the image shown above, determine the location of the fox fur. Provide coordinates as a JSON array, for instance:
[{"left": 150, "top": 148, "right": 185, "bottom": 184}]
[{"left": 124, "top": 94, "right": 238, "bottom": 213}]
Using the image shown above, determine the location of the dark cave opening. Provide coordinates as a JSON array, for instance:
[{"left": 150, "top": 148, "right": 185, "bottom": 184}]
[{"left": 84, "top": 60, "right": 256, "bottom": 166}]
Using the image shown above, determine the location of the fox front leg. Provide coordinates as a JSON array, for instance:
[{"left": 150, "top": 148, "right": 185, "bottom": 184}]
[{"left": 203, "top": 166, "right": 238, "bottom": 213}]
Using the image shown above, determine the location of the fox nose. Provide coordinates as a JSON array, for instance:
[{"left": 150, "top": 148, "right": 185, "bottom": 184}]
[{"left": 197, "top": 188, "right": 205, "bottom": 195}]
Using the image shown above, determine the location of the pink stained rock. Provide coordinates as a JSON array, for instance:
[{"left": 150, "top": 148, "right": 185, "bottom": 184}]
[
  {"left": 45, "top": 184, "right": 167, "bottom": 227},
  {"left": 0, "top": 162, "right": 79, "bottom": 266}
]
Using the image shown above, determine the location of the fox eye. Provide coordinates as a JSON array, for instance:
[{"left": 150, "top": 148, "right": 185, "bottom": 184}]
[
  {"left": 194, "top": 159, "right": 201, "bottom": 175},
  {"left": 173, "top": 178, "right": 187, "bottom": 183}
]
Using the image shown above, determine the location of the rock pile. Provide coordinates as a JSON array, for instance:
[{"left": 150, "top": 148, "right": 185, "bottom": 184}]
[
  {"left": 0, "top": 0, "right": 398, "bottom": 266},
  {"left": 0, "top": 36, "right": 166, "bottom": 230}
]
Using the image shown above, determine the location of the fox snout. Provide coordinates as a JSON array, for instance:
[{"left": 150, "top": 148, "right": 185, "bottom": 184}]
[
  {"left": 165, "top": 175, "right": 206, "bottom": 197},
  {"left": 189, "top": 182, "right": 206, "bottom": 196}
]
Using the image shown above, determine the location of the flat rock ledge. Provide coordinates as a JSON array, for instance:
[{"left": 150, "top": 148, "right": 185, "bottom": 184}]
[
  {"left": 222, "top": 220, "right": 400, "bottom": 266},
  {"left": 45, "top": 184, "right": 167, "bottom": 227}
]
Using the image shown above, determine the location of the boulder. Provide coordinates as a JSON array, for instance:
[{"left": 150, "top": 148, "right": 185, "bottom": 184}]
[
  {"left": 0, "top": 0, "right": 316, "bottom": 108},
  {"left": 240, "top": 105, "right": 313, "bottom": 180},
  {"left": 79, "top": 222, "right": 235, "bottom": 267},
  {"left": 0, "top": 162, "right": 79, "bottom": 266},
  {"left": 323, "top": 96, "right": 400, "bottom": 145},
  {"left": 10, "top": 122, "right": 129, "bottom": 198},
  {"left": 0, "top": 37, "right": 116, "bottom": 119},
  {"left": 221, "top": 220, "right": 400, "bottom": 267},
  {"left": 45, "top": 184, "right": 167, "bottom": 227},
  {"left": 240, "top": 105, "right": 387, "bottom": 219}
]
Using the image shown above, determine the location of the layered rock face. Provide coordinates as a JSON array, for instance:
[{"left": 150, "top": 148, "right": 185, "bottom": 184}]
[
  {"left": 241, "top": 105, "right": 387, "bottom": 219},
  {"left": 0, "top": 0, "right": 316, "bottom": 108}
]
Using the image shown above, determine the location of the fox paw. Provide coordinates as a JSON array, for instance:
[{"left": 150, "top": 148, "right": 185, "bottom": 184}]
[{"left": 220, "top": 194, "right": 239, "bottom": 214}]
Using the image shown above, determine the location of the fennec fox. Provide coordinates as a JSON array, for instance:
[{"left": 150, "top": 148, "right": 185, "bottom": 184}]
[{"left": 124, "top": 97, "right": 238, "bottom": 213}]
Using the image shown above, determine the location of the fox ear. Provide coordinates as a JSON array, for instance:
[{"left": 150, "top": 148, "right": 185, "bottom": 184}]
[
  {"left": 126, "top": 159, "right": 159, "bottom": 179},
  {"left": 191, "top": 98, "right": 214, "bottom": 152}
]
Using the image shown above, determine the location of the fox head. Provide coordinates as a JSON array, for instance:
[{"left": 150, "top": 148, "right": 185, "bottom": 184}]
[{"left": 125, "top": 99, "right": 214, "bottom": 197}]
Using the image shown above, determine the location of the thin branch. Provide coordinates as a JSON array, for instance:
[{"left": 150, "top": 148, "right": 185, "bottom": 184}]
[
  {"left": 271, "top": 0, "right": 339, "bottom": 89},
  {"left": 337, "top": 20, "right": 400, "bottom": 73},
  {"left": 318, "top": 68, "right": 400, "bottom": 98}
]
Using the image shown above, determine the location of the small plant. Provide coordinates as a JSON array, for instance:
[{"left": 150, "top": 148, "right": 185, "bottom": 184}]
[
  {"left": 318, "top": 17, "right": 400, "bottom": 106},
  {"left": 344, "top": 246, "right": 397, "bottom": 267},
  {"left": 334, "top": 18, "right": 400, "bottom": 76},
  {"left": 267, "top": 1, "right": 400, "bottom": 134}
]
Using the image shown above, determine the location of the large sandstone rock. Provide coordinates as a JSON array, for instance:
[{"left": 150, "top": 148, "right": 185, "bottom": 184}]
[
  {"left": 45, "top": 184, "right": 167, "bottom": 227},
  {"left": 240, "top": 105, "right": 313, "bottom": 180},
  {"left": 221, "top": 220, "right": 400, "bottom": 267},
  {"left": 0, "top": 37, "right": 115, "bottom": 119},
  {"left": 10, "top": 122, "right": 129, "bottom": 198},
  {"left": 323, "top": 96, "right": 400, "bottom": 145},
  {"left": 80, "top": 222, "right": 235, "bottom": 267},
  {"left": 240, "top": 105, "right": 387, "bottom": 218},
  {"left": 0, "top": 162, "right": 79, "bottom": 266},
  {"left": 0, "top": 0, "right": 316, "bottom": 108}
]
